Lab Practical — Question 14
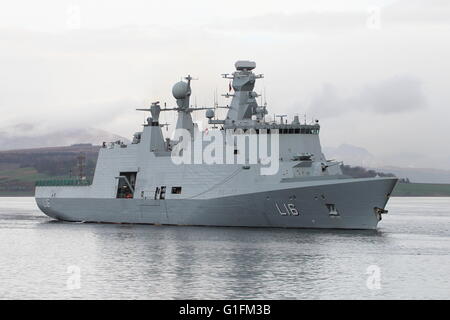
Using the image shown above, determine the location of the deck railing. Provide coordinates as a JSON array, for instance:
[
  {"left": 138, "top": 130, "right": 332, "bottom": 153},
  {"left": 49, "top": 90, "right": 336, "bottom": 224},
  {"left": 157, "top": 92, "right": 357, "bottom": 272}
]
[{"left": 35, "top": 179, "right": 91, "bottom": 187}]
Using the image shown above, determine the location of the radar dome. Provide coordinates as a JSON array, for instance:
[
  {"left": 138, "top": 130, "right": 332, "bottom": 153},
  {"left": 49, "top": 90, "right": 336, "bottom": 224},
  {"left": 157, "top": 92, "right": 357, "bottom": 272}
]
[
  {"left": 172, "top": 81, "right": 190, "bottom": 99},
  {"left": 205, "top": 109, "right": 215, "bottom": 119}
]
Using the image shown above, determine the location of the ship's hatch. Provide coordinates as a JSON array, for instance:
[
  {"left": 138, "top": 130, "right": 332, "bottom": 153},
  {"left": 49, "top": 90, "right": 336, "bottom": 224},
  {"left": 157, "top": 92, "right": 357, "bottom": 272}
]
[{"left": 116, "top": 172, "right": 137, "bottom": 199}]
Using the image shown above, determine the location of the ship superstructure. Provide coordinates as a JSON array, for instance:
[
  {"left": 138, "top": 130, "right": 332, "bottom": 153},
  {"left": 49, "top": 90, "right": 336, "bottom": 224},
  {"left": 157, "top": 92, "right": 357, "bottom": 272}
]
[{"left": 35, "top": 61, "right": 396, "bottom": 229}]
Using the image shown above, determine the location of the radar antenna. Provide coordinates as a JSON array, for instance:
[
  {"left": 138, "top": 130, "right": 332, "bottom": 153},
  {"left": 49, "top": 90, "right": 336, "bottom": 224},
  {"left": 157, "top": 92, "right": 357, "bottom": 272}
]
[{"left": 212, "top": 88, "right": 219, "bottom": 129}]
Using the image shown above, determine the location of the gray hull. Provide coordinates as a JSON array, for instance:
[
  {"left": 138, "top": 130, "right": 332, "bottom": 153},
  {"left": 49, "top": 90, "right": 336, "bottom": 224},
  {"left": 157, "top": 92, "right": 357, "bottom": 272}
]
[{"left": 36, "top": 178, "right": 397, "bottom": 230}]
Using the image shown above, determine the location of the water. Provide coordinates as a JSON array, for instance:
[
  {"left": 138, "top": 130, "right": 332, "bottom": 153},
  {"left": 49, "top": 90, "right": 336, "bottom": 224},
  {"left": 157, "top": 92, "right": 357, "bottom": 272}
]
[{"left": 0, "top": 197, "right": 449, "bottom": 299}]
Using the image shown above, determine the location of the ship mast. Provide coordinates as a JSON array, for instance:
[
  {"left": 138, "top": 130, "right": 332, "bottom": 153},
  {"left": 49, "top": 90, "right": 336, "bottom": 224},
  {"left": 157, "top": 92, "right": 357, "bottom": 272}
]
[{"left": 137, "top": 75, "right": 215, "bottom": 136}]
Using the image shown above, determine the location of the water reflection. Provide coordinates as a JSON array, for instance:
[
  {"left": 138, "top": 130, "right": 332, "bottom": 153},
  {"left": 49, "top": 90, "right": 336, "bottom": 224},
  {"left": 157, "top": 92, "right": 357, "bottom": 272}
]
[
  {"left": 32, "top": 221, "right": 388, "bottom": 299},
  {"left": 0, "top": 197, "right": 449, "bottom": 299}
]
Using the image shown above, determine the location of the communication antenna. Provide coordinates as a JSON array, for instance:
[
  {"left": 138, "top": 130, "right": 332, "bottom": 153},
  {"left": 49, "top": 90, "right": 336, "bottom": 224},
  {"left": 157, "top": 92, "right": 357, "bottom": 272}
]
[
  {"left": 264, "top": 87, "right": 267, "bottom": 106},
  {"left": 161, "top": 109, "right": 169, "bottom": 132},
  {"left": 212, "top": 88, "right": 219, "bottom": 129},
  {"left": 262, "top": 87, "right": 267, "bottom": 123},
  {"left": 160, "top": 122, "right": 170, "bottom": 131}
]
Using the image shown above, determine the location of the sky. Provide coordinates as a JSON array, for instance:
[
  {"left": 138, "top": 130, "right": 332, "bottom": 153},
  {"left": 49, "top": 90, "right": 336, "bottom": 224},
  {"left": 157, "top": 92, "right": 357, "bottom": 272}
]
[{"left": 0, "top": 0, "right": 449, "bottom": 169}]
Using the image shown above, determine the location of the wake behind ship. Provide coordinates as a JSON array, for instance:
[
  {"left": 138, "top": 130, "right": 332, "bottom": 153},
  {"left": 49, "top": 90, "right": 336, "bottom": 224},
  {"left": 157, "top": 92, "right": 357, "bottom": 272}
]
[{"left": 35, "top": 61, "right": 397, "bottom": 230}]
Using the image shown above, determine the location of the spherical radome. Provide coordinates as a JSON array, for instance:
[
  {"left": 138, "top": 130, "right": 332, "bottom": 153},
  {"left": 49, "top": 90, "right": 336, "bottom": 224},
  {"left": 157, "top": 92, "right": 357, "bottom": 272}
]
[
  {"left": 172, "top": 81, "right": 190, "bottom": 99},
  {"left": 205, "top": 109, "right": 215, "bottom": 119}
]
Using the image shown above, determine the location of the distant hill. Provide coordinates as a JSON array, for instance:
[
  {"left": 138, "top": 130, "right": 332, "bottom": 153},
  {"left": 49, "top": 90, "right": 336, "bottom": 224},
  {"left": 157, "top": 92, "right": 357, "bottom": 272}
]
[
  {"left": 324, "top": 144, "right": 450, "bottom": 184},
  {"left": 392, "top": 183, "right": 450, "bottom": 197},
  {"left": 372, "top": 166, "right": 450, "bottom": 184},
  {"left": 0, "top": 126, "right": 129, "bottom": 151},
  {"left": 0, "top": 144, "right": 100, "bottom": 195},
  {"left": 340, "top": 165, "right": 399, "bottom": 180},
  {"left": 0, "top": 144, "right": 100, "bottom": 176},
  {"left": 323, "top": 144, "right": 379, "bottom": 167},
  {"left": 0, "top": 125, "right": 128, "bottom": 196}
]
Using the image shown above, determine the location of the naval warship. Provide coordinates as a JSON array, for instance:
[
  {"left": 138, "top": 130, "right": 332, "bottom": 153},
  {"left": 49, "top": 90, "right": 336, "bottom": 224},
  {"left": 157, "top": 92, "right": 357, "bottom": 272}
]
[{"left": 35, "top": 61, "right": 397, "bottom": 229}]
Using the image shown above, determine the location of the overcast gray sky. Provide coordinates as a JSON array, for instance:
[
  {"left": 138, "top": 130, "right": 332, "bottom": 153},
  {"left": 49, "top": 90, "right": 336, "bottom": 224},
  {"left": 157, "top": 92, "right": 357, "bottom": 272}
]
[{"left": 0, "top": 0, "right": 449, "bottom": 169}]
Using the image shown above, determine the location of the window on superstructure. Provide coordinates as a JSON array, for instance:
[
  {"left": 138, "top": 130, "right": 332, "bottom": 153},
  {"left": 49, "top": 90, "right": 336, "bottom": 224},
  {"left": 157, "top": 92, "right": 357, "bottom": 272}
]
[{"left": 171, "top": 187, "right": 182, "bottom": 194}]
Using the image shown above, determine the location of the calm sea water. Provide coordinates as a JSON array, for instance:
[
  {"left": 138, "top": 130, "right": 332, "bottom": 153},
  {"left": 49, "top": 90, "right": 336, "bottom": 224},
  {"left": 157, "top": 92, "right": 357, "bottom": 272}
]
[{"left": 0, "top": 197, "right": 449, "bottom": 299}]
